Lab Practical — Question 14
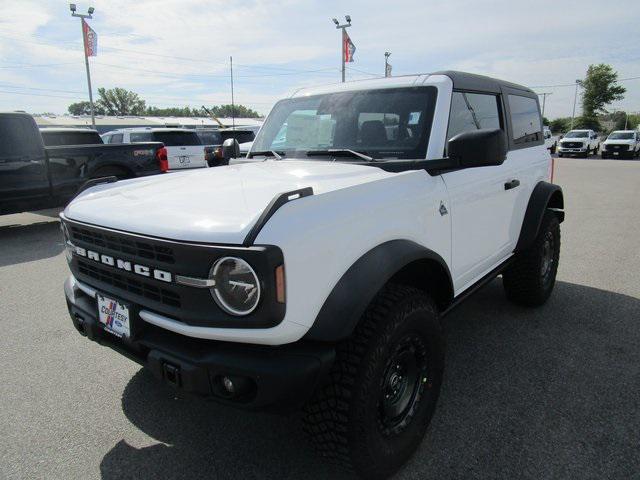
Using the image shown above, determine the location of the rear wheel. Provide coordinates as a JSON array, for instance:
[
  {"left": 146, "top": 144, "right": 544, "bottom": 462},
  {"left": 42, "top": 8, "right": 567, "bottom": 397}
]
[
  {"left": 90, "top": 166, "right": 132, "bottom": 180},
  {"left": 303, "top": 284, "right": 444, "bottom": 480},
  {"left": 550, "top": 143, "right": 556, "bottom": 154},
  {"left": 503, "top": 211, "right": 560, "bottom": 306}
]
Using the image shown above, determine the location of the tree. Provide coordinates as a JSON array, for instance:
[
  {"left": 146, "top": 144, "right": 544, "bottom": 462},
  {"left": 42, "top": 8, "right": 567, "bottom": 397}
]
[
  {"left": 68, "top": 101, "right": 105, "bottom": 115},
  {"left": 97, "top": 87, "right": 146, "bottom": 116},
  {"left": 542, "top": 116, "right": 550, "bottom": 126},
  {"left": 580, "top": 64, "right": 626, "bottom": 117},
  {"left": 207, "top": 104, "right": 262, "bottom": 118},
  {"left": 574, "top": 114, "right": 601, "bottom": 131},
  {"left": 549, "top": 117, "right": 571, "bottom": 133}
]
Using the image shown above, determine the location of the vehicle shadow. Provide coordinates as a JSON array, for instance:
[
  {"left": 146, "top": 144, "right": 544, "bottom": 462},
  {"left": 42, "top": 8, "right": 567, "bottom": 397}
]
[
  {"left": 100, "top": 280, "right": 640, "bottom": 479},
  {"left": 0, "top": 220, "right": 64, "bottom": 267}
]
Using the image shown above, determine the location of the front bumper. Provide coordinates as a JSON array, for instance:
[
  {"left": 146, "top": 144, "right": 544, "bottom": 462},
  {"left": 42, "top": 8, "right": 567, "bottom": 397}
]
[
  {"left": 65, "top": 275, "right": 335, "bottom": 412},
  {"left": 558, "top": 146, "right": 588, "bottom": 154}
]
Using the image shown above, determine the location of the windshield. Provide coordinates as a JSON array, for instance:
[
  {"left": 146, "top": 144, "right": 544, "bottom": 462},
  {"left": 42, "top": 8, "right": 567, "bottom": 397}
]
[
  {"left": 608, "top": 132, "right": 634, "bottom": 140},
  {"left": 196, "top": 131, "right": 223, "bottom": 145},
  {"left": 251, "top": 87, "right": 437, "bottom": 160},
  {"left": 564, "top": 131, "right": 589, "bottom": 138},
  {"left": 41, "top": 131, "right": 102, "bottom": 146},
  {"left": 152, "top": 131, "right": 201, "bottom": 146}
]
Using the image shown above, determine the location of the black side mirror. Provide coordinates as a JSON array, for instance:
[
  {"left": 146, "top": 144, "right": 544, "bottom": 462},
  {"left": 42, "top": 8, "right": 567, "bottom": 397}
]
[
  {"left": 222, "top": 138, "right": 240, "bottom": 160},
  {"left": 447, "top": 128, "right": 507, "bottom": 168}
]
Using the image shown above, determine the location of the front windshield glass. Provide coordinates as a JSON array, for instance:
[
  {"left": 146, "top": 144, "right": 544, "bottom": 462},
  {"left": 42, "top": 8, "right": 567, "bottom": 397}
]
[
  {"left": 608, "top": 132, "right": 634, "bottom": 140},
  {"left": 565, "top": 131, "right": 589, "bottom": 138},
  {"left": 252, "top": 87, "right": 437, "bottom": 160}
]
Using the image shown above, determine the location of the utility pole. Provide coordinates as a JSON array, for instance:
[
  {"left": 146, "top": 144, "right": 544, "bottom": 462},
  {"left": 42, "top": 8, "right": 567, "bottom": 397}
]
[
  {"left": 70, "top": 3, "right": 96, "bottom": 128},
  {"left": 384, "top": 52, "right": 391, "bottom": 77},
  {"left": 538, "top": 92, "right": 552, "bottom": 118},
  {"left": 332, "top": 16, "right": 352, "bottom": 83},
  {"left": 570, "top": 80, "right": 580, "bottom": 130},
  {"left": 230, "top": 56, "right": 235, "bottom": 129}
]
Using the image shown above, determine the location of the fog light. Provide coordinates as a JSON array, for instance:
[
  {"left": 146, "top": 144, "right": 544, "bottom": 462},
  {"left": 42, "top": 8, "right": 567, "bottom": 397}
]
[{"left": 222, "top": 376, "right": 235, "bottom": 394}]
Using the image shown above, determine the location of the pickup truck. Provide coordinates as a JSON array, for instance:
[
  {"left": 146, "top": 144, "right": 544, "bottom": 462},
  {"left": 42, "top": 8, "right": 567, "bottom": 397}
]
[
  {"left": 543, "top": 126, "right": 557, "bottom": 153},
  {"left": 600, "top": 130, "right": 640, "bottom": 159},
  {"left": 557, "top": 129, "right": 599, "bottom": 157},
  {"left": 0, "top": 113, "right": 168, "bottom": 216},
  {"left": 61, "top": 71, "right": 563, "bottom": 479}
]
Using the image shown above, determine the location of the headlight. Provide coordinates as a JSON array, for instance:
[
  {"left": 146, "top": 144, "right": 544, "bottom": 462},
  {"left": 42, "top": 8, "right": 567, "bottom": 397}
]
[
  {"left": 61, "top": 222, "right": 74, "bottom": 263},
  {"left": 210, "top": 257, "right": 261, "bottom": 316}
]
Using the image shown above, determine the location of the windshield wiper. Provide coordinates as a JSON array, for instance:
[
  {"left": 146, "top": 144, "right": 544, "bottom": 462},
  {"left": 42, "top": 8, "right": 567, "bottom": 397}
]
[
  {"left": 305, "top": 149, "right": 375, "bottom": 162},
  {"left": 248, "top": 150, "right": 284, "bottom": 160}
]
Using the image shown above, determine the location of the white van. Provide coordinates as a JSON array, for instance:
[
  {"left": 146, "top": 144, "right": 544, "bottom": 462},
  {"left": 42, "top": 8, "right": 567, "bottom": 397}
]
[{"left": 102, "top": 128, "right": 207, "bottom": 170}]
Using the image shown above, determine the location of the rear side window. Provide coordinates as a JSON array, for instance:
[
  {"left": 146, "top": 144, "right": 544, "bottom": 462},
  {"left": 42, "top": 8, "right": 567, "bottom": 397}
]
[
  {"left": 152, "top": 131, "right": 202, "bottom": 146},
  {"left": 41, "top": 131, "right": 102, "bottom": 146},
  {"left": 0, "top": 117, "right": 42, "bottom": 157},
  {"left": 447, "top": 92, "right": 502, "bottom": 142},
  {"left": 102, "top": 135, "right": 111, "bottom": 144},
  {"left": 508, "top": 95, "right": 542, "bottom": 144},
  {"left": 110, "top": 133, "right": 123, "bottom": 144},
  {"left": 130, "top": 132, "right": 153, "bottom": 142}
]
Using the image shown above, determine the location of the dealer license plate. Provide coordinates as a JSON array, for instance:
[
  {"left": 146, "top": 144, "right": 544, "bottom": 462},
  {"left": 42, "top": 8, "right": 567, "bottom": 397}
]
[{"left": 97, "top": 293, "right": 130, "bottom": 338}]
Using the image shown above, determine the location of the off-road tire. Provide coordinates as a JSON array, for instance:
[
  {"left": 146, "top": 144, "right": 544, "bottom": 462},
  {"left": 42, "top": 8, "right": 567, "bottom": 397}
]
[
  {"left": 303, "top": 284, "right": 444, "bottom": 479},
  {"left": 503, "top": 211, "right": 560, "bottom": 306}
]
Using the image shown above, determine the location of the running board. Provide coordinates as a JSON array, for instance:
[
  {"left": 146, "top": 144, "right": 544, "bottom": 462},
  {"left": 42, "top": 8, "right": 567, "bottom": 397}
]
[{"left": 442, "top": 257, "right": 515, "bottom": 317}]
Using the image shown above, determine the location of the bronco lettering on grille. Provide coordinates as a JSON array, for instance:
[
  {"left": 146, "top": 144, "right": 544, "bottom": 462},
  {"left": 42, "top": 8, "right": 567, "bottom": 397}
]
[{"left": 74, "top": 247, "right": 173, "bottom": 283}]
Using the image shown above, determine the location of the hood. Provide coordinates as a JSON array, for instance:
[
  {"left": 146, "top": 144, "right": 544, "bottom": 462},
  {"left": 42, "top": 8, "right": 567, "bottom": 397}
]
[
  {"left": 604, "top": 139, "right": 634, "bottom": 145},
  {"left": 64, "top": 160, "right": 398, "bottom": 244},
  {"left": 560, "top": 138, "right": 586, "bottom": 143}
]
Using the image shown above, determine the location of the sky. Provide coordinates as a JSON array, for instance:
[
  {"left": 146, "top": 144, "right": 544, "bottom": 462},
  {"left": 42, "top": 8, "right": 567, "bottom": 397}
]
[{"left": 0, "top": 0, "right": 638, "bottom": 119}]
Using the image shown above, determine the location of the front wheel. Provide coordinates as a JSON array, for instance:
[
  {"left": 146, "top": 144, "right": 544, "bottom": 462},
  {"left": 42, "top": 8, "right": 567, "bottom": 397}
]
[
  {"left": 558, "top": 152, "right": 564, "bottom": 157},
  {"left": 304, "top": 284, "right": 444, "bottom": 480},
  {"left": 503, "top": 211, "right": 561, "bottom": 306}
]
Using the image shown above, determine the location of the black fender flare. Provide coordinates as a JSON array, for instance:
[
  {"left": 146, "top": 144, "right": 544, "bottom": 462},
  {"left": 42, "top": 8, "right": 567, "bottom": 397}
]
[
  {"left": 304, "top": 240, "right": 453, "bottom": 342},
  {"left": 515, "top": 181, "right": 564, "bottom": 252}
]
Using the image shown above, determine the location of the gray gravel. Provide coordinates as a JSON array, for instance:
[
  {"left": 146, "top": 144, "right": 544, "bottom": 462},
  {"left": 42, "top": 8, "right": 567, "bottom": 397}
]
[{"left": 0, "top": 158, "right": 639, "bottom": 479}]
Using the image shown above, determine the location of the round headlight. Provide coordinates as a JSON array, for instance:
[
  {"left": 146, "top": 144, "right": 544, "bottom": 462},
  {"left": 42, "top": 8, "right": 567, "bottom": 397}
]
[{"left": 210, "top": 257, "right": 261, "bottom": 316}]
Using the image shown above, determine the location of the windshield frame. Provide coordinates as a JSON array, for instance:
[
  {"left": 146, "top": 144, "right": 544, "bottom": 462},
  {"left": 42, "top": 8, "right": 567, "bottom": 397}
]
[
  {"left": 564, "top": 131, "right": 589, "bottom": 138},
  {"left": 251, "top": 86, "right": 438, "bottom": 161},
  {"left": 608, "top": 132, "right": 635, "bottom": 140}
]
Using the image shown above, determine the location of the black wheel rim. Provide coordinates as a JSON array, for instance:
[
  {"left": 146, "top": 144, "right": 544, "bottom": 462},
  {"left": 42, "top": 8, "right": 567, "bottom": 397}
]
[
  {"left": 540, "top": 231, "right": 555, "bottom": 284},
  {"left": 378, "top": 333, "right": 429, "bottom": 436}
]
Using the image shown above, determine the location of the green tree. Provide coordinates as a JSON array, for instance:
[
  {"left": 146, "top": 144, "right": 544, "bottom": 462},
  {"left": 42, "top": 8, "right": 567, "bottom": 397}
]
[
  {"left": 574, "top": 114, "right": 601, "bottom": 131},
  {"left": 97, "top": 87, "right": 146, "bottom": 115},
  {"left": 580, "top": 64, "right": 626, "bottom": 117},
  {"left": 68, "top": 101, "right": 105, "bottom": 115},
  {"left": 207, "top": 104, "right": 262, "bottom": 118},
  {"left": 549, "top": 117, "right": 571, "bottom": 133}
]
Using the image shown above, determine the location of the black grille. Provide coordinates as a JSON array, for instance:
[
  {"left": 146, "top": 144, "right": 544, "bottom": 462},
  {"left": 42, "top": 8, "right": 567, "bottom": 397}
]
[
  {"left": 562, "top": 142, "right": 583, "bottom": 148},
  {"left": 78, "top": 259, "right": 181, "bottom": 308},
  {"left": 71, "top": 226, "right": 175, "bottom": 264},
  {"left": 605, "top": 144, "right": 629, "bottom": 151}
]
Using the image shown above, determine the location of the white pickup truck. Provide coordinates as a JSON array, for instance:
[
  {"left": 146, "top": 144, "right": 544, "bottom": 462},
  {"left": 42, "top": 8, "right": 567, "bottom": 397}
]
[
  {"left": 102, "top": 127, "right": 208, "bottom": 170},
  {"left": 557, "top": 129, "right": 599, "bottom": 157},
  {"left": 600, "top": 130, "right": 640, "bottom": 159},
  {"left": 62, "top": 71, "right": 563, "bottom": 479},
  {"left": 544, "top": 126, "right": 557, "bottom": 153}
]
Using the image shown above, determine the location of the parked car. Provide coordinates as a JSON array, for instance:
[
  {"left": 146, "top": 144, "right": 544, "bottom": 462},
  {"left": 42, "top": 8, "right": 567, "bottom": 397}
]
[
  {"left": 0, "top": 113, "right": 167, "bottom": 216},
  {"left": 202, "top": 128, "right": 259, "bottom": 166},
  {"left": 40, "top": 127, "right": 103, "bottom": 146},
  {"left": 543, "top": 126, "right": 557, "bottom": 154},
  {"left": 600, "top": 130, "right": 640, "bottom": 159},
  {"left": 61, "top": 71, "right": 563, "bottom": 479},
  {"left": 557, "top": 129, "right": 599, "bottom": 157},
  {"left": 102, "top": 127, "right": 207, "bottom": 170}
]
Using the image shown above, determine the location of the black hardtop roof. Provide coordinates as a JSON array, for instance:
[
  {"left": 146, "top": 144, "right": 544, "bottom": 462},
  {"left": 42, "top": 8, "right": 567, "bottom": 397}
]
[{"left": 431, "top": 70, "right": 535, "bottom": 95}]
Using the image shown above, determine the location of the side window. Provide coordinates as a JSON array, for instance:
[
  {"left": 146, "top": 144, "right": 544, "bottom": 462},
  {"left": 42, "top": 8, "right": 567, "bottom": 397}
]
[
  {"left": 508, "top": 95, "right": 542, "bottom": 144},
  {"left": 102, "top": 135, "right": 111, "bottom": 144},
  {"left": 446, "top": 91, "right": 501, "bottom": 143},
  {"left": 110, "top": 133, "right": 123, "bottom": 144},
  {"left": 0, "top": 117, "right": 42, "bottom": 157}
]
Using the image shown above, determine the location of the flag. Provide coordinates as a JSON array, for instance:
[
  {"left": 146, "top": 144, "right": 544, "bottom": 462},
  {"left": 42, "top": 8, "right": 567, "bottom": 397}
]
[
  {"left": 344, "top": 32, "right": 356, "bottom": 63},
  {"left": 82, "top": 19, "right": 98, "bottom": 57}
]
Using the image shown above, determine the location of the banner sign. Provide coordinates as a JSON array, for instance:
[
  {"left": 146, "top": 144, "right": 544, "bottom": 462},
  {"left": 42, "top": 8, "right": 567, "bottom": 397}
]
[
  {"left": 344, "top": 32, "right": 356, "bottom": 62},
  {"left": 82, "top": 19, "right": 98, "bottom": 57}
]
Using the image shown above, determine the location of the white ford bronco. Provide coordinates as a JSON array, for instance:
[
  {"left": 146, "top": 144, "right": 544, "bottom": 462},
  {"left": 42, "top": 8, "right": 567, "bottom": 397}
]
[{"left": 62, "top": 71, "right": 564, "bottom": 479}]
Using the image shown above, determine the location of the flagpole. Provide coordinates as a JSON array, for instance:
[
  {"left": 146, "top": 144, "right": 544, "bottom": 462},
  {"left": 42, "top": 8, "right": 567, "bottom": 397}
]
[
  {"left": 332, "top": 16, "right": 352, "bottom": 83},
  {"left": 71, "top": 5, "right": 96, "bottom": 128},
  {"left": 81, "top": 20, "right": 96, "bottom": 128}
]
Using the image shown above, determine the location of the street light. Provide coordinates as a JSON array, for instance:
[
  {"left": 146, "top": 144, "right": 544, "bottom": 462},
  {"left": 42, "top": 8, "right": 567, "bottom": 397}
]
[
  {"left": 332, "top": 16, "right": 352, "bottom": 83},
  {"left": 70, "top": 4, "right": 96, "bottom": 128}
]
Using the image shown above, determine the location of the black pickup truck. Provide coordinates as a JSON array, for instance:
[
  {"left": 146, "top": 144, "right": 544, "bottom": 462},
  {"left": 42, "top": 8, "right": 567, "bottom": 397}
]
[{"left": 0, "top": 113, "right": 168, "bottom": 216}]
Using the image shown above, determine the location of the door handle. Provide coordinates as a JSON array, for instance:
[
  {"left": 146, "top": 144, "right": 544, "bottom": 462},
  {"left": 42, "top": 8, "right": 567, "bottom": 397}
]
[{"left": 504, "top": 179, "right": 520, "bottom": 190}]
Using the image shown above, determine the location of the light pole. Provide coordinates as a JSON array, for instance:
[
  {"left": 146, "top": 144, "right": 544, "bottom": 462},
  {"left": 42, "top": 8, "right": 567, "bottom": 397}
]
[
  {"left": 332, "top": 16, "right": 351, "bottom": 83},
  {"left": 538, "top": 92, "right": 552, "bottom": 119},
  {"left": 570, "top": 80, "right": 580, "bottom": 130},
  {"left": 70, "top": 3, "right": 96, "bottom": 128},
  {"left": 384, "top": 52, "right": 391, "bottom": 77}
]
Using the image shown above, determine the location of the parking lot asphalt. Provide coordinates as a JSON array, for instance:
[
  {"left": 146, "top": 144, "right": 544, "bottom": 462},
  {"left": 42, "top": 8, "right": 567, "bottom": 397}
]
[{"left": 1, "top": 157, "right": 639, "bottom": 480}]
